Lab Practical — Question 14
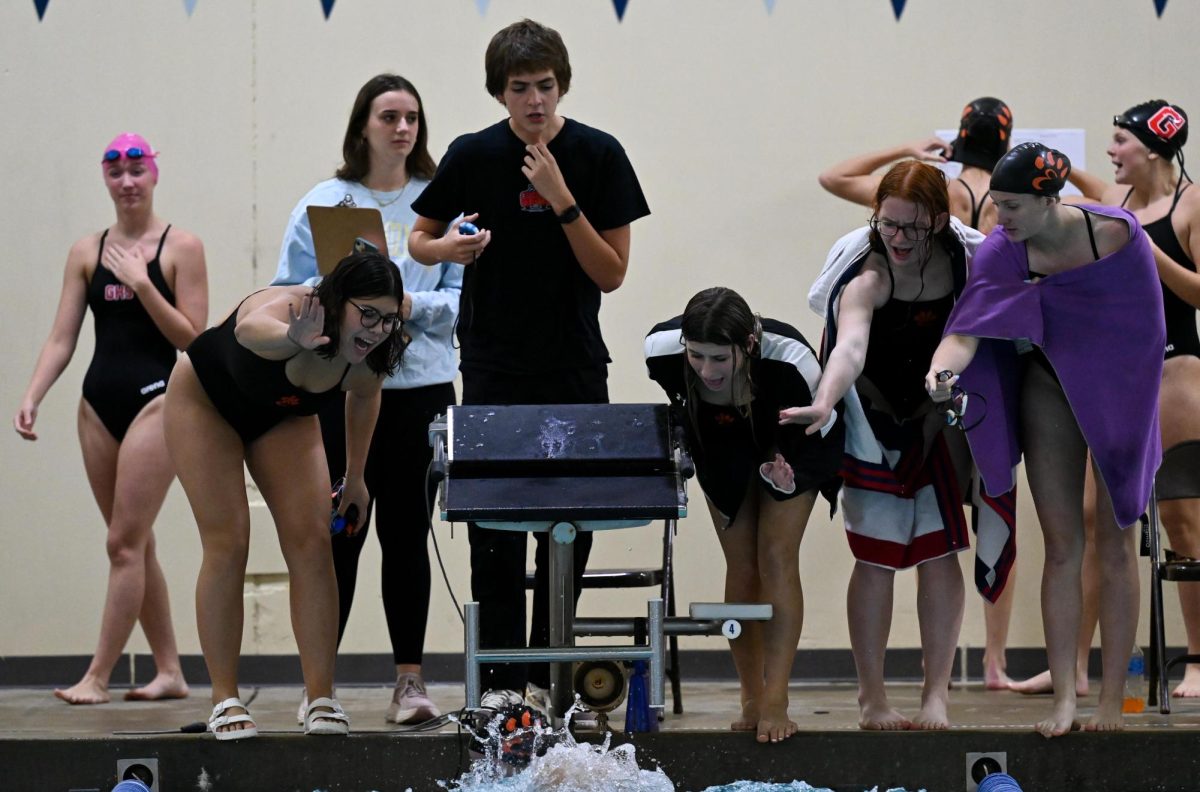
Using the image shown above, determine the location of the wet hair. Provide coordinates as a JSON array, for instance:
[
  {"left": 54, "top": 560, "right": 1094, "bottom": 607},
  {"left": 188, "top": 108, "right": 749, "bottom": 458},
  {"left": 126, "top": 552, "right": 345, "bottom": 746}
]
[
  {"left": 336, "top": 74, "right": 436, "bottom": 183},
  {"left": 680, "top": 287, "right": 762, "bottom": 425},
  {"left": 869, "top": 160, "right": 951, "bottom": 251},
  {"left": 948, "top": 97, "right": 1012, "bottom": 172},
  {"left": 990, "top": 142, "right": 1070, "bottom": 197},
  {"left": 485, "top": 19, "right": 572, "bottom": 98},
  {"left": 868, "top": 161, "right": 953, "bottom": 326},
  {"left": 312, "top": 251, "right": 408, "bottom": 375}
]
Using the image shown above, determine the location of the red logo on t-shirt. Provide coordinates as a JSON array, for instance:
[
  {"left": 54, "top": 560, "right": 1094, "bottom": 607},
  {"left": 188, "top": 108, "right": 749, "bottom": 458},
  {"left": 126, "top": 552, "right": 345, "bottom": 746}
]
[
  {"left": 713, "top": 411, "right": 736, "bottom": 426},
  {"left": 519, "top": 184, "right": 552, "bottom": 212},
  {"left": 276, "top": 395, "right": 301, "bottom": 407},
  {"left": 104, "top": 284, "right": 136, "bottom": 301}
]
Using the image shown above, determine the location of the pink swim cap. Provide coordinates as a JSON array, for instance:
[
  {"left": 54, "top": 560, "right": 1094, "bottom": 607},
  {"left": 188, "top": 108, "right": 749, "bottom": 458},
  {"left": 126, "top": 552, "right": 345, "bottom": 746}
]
[{"left": 101, "top": 132, "right": 159, "bottom": 181}]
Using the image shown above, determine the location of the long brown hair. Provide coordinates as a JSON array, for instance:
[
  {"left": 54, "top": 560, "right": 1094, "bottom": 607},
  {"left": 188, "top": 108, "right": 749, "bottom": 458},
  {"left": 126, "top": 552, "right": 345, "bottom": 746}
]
[
  {"left": 680, "top": 287, "right": 762, "bottom": 434},
  {"left": 336, "top": 74, "right": 436, "bottom": 183}
]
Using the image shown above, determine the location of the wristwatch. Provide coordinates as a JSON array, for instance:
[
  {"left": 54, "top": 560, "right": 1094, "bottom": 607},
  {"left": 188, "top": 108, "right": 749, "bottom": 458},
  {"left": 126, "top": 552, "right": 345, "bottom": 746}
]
[{"left": 556, "top": 204, "right": 581, "bottom": 225}]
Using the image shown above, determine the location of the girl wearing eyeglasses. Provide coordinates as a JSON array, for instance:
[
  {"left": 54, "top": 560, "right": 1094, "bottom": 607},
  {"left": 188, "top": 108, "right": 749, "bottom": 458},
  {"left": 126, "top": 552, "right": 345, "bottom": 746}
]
[
  {"left": 819, "top": 101, "right": 1021, "bottom": 692},
  {"left": 784, "top": 160, "right": 1014, "bottom": 731},
  {"left": 927, "top": 143, "right": 1164, "bottom": 737},
  {"left": 13, "top": 133, "right": 208, "bottom": 705},
  {"left": 163, "top": 251, "right": 405, "bottom": 739},
  {"left": 272, "top": 74, "right": 460, "bottom": 726}
]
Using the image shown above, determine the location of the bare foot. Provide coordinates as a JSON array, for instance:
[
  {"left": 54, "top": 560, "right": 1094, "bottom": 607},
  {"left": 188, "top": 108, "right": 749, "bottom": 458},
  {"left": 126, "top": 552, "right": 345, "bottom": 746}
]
[
  {"left": 1034, "top": 701, "right": 1080, "bottom": 739},
  {"left": 911, "top": 694, "right": 950, "bottom": 730},
  {"left": 125, "top": 673, "right": 189, "bottom": 701},
  {"left": 54, "top": 677, "right": 110, "bottom": 705},
  {"left": 1084, "top": 700, "right": 1126, "bottom": 733},
  {"left": 1008, "top": 669, "right": 1089, "bottom": 697},
  {"left": 1172, "top": 665, "right": 1200, "bottom": 698},
  {"left": 755, "top": 700, "right": 798, "bottom": 743},
  {"left": 984, "top": 662, "right": 1013, "bottom": 691},
  {"left": 858, "top": 701, "right": 911, "bottom": 731},
  {"left": 731, "top": 697, "right": 758, "bottom": 732}
]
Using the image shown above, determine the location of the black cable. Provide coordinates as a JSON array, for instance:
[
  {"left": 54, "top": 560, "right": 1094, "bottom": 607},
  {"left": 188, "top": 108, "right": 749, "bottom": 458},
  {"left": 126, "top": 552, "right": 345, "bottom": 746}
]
[
  {"left": 152, "top": 686, "right": 260, "bottom": 735},
  {"left": 426, "top": 459, "right": 465, "bottom": 624}
]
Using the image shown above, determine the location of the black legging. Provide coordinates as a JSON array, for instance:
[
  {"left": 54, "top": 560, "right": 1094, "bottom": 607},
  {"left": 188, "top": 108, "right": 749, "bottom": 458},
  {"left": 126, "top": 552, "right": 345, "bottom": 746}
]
[
  {"left": 318, "top": 382, "right": 456, "bottom": 666},
  {"left": 462, "top": 365, "right": 607, "bottom": 692}
]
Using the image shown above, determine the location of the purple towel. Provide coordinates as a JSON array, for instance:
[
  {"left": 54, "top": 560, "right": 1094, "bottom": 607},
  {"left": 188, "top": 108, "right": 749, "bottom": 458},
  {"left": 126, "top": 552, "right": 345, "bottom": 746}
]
[{"left": 945, "top": 204, "right": 1164, "bottom": 527}]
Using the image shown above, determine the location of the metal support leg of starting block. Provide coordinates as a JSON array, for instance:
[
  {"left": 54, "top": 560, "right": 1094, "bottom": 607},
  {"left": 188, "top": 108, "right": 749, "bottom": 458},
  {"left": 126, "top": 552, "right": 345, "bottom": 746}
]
[
  {"left": 465, "top": 596, "right": 664, "bottom": 727},
  {"left": 548, "top": 521, "right": 577, "bottom": 721}
]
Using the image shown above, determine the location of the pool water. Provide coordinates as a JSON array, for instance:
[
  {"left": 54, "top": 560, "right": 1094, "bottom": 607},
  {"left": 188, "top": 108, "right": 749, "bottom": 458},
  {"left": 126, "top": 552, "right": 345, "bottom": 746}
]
[{"left": 441, "top": 709, "right": 920, "bottom": 792}]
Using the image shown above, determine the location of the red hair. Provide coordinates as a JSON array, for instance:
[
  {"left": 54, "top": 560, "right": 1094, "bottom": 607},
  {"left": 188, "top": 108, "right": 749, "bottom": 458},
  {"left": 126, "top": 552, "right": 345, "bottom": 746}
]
[{"left": 870, "top": 161, "right": 949, "bottom": 246}]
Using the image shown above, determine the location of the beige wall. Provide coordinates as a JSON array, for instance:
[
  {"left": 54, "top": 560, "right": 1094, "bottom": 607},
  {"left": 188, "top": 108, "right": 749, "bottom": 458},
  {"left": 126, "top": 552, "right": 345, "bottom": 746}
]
[{"left": 2, "top": 0, "right": 1196, "bottom": 665}]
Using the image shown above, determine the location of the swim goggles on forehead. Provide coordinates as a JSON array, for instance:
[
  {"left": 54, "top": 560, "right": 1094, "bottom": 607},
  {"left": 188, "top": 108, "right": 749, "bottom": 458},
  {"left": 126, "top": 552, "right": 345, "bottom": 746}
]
[{"left": 103, "top": 148, "right": 151, "bottom": 163}]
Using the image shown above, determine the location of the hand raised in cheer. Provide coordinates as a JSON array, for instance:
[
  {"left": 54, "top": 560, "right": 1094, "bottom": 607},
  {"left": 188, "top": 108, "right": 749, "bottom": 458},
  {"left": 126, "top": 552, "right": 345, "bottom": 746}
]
[{"left": 286, "top": 294, "right": 330, "bottom": 349}]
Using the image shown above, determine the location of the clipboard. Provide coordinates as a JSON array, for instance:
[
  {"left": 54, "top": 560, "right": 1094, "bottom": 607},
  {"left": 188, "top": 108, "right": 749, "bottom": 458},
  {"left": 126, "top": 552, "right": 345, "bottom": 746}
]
[{"left": 307, "top": 205, "right": 388, "bottom": 275}]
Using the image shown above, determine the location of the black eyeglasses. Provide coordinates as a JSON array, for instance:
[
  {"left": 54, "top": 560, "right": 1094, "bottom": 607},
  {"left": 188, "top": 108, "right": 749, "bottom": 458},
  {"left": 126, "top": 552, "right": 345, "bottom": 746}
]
[
  {"left": 349, "top": 300, "right": 402, "bottom": 333},
  {"left": 103, "top": 148, "right": 148, "bottom": 162},
  {"left": 937, "top": 387, "right": 986, "bottom": 432},
  {"left": 870, "top": 216, "right": 933, "bottom": 241}
]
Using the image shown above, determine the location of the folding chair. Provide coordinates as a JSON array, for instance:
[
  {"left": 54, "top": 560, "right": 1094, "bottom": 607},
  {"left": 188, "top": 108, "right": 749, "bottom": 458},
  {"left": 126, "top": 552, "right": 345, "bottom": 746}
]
[{"left": 1146, "top": 439, "right": 1200, "bottom": 712}]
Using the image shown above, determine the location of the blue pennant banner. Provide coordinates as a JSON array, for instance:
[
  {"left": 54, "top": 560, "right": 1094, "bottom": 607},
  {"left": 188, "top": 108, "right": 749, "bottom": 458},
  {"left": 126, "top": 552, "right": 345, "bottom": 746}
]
[
  {"left": 183, "top": 0, "right": 198, "bottom": 16},
  {"left": 891, "top": 0, "right": 906, "bottom": 19},
  {"left": 612, "top": 0, "right": 629, "bottom": 21},
  {"left": 763, "top": 0, "right": 776, "bottom": 12},
  {"left": 33, "top": 0, "right": 49, "bottom": 20},
  {"left": 321, "top": 0, "right": 335, "bottom": 19},
  {"left": 475, "top": 0, "right": 489, "bottom": 15},
  {"left": 1154, "top": 0, "right": 1167, "bottom": 16}
]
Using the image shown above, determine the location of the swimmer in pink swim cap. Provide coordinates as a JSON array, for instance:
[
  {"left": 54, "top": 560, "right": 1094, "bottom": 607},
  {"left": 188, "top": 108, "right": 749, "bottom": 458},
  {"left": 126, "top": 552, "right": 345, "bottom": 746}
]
[
  {"left": 15, "top": 130, "right": 207, "bottom": 706},
  {"left": 101, "top": 132, "right": 159, "bottom": 182}
]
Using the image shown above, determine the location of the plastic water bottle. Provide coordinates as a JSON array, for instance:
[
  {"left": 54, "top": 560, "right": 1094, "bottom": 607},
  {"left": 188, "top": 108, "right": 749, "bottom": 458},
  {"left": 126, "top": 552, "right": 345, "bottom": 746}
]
[
  {"left": 623, "top": 660, "right": 658, "bottom": 734},
  {"left": 1123, "top": 644, "right": 1147, "bottom": 713},
  {"left": 113, "top": 780, "right": 152, "bottom": 792},
  {"left": 977, "top": 773, "right": 1023, "bottom": 792}
]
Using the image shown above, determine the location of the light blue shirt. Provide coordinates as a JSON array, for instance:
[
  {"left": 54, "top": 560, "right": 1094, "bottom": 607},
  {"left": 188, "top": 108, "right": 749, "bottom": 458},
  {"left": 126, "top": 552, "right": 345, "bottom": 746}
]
[{"left": 272, "top": 177, "right": 462, "bottom": 389}]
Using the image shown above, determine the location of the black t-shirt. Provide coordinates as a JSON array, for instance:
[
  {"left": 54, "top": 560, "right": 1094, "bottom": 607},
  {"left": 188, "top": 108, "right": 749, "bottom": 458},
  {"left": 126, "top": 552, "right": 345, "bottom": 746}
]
[{"left": 412, "top": 118, "right": 650, "bottom": 374}]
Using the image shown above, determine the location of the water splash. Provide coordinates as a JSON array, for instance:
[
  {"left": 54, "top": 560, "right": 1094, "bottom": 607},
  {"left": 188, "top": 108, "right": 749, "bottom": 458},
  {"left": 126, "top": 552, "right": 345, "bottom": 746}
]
[
  {"left": 443, "top": 709, "right": 922, "bottom": 792},
  {"left": 445, "top": 706, "right": 672, "bottom": 792}
]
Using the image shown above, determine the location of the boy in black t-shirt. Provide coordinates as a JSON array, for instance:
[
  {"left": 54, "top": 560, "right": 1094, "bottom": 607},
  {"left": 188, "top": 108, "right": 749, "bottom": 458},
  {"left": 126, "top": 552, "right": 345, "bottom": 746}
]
[{"left": 409, "top": 18, "right": 650, "bottom": 711}]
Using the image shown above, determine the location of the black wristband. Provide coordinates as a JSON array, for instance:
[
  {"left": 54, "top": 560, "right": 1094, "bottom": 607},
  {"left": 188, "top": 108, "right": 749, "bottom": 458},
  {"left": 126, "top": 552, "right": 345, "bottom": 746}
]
[{"left": 556, "top": 204, "right": 581, "bottom": 225}]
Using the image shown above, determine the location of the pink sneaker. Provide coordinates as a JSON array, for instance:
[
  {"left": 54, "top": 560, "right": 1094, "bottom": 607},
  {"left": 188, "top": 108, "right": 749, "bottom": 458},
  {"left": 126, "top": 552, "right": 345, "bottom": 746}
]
[{"left": 387, "top": 673, "right": 441, "bottom": 724}]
